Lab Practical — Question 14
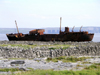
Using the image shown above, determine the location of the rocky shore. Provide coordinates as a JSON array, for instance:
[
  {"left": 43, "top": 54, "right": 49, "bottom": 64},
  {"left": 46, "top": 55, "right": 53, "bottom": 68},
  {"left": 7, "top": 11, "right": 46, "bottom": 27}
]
[
  {"left": 0, "top": 41, "right": 100, "bottom": 58},
  {"left": 0, "top": 41, "right": 100, "bottom": 74}
]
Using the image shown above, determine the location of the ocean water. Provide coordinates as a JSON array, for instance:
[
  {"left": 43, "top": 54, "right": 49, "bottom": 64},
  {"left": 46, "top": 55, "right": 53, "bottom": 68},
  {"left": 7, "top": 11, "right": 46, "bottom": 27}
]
[
  {"left": 0, "top": 34, "right": 8, "bottom": 41},
  {"left": 92, "top": 33, "right": 100, "bottom": 42},
  {"left": 0, "top": 33, "right": 100, "bottom": 42}
]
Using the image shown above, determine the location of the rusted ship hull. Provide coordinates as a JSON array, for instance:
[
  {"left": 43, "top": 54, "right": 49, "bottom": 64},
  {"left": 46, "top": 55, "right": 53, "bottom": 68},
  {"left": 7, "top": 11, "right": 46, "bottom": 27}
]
[
  {"left": 6, "top": 33, "right": 94, "bottom": 41},
  {"left": 6, "top": 18, "right": 94, "bottom": 42}
]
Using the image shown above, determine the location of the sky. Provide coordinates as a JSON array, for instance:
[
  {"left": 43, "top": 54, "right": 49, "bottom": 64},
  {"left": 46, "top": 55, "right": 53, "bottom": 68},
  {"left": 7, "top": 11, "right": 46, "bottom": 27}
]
[{"left": 0, "top": 0, "right": 100, "bottom": 28}]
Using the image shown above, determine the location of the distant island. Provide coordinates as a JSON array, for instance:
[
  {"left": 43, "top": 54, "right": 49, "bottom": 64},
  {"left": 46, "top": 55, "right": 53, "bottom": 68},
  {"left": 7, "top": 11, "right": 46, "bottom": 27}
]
[{"left": 0, "top": 27, "right": 100, "bottom": 34}]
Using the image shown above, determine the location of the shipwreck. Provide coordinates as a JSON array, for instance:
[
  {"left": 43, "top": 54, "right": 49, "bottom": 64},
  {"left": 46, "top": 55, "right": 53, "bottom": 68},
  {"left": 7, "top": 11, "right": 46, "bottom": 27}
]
[{"left": 6, "top": 17, "right": 94, "bottom": 41}]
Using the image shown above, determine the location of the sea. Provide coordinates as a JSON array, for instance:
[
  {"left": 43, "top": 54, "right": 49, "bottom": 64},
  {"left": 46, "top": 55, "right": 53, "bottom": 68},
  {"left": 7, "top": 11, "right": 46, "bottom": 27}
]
[{"left": 0, "top": 33, "right": 100, "bottom": 42}]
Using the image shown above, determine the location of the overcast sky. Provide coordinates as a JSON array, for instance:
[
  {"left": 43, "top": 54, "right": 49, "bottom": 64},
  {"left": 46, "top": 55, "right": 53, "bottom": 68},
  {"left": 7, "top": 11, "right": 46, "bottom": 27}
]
[{"left": 0, "top": 0, "right": 100, "bottom": 28}]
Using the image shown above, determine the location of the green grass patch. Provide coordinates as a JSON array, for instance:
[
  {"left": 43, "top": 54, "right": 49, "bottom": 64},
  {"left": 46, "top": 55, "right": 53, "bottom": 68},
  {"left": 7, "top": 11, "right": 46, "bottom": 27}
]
[
  {"left": 49, "top": 47, "right": 56, "bottom": 50},
  {"left": 13, "top": 69, "right": 100, "bottom": 75},
  {"left": 84, "top": 63, "right": 100, "bottom": 70},
  {"left": 0, "top": 68, "right": 22, "bottom": 72},
  {"left": 47, "top": 56, "right": 91, "bottom": 62},
  {"left": 48, "top": 44, "right": 70, "bottom": 50},
  {"left": 0, "top": 44, "right": 71, "bottom": 50},
  {"left": 8, "top": 58, "right": 34, "bottom": 60},
  {"left": 0, "top": 62, "right": 100, "bottom": 75},
  {"left": 0, "top": 44, "right": 37, "bottom": 49}
]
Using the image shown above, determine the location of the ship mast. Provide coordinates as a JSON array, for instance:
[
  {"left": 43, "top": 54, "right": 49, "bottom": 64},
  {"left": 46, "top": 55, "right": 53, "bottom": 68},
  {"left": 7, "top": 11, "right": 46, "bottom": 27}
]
[
  {"left": 79, "top": 26, "right": 83, "bottom": 32},
  {"left": 60, "top": 17, "right": 62, "bottom": 33},
  {"left": 72, "top": 26, "right": 75, "bottom": 32},
  {"left": 15, "top": 20, "right": 19, "bottom": 34}
]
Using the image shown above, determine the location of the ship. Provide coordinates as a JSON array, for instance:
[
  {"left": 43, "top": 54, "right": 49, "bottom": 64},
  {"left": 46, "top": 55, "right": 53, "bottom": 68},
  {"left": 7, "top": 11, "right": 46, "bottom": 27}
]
[{"left": 6, "top": 17, "right": 94, "bottom": 41}]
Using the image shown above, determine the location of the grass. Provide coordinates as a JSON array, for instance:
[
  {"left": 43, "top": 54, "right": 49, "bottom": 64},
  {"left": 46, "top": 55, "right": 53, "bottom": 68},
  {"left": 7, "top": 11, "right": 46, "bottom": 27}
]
[
  {"left": 48, "top": 44, "right": 70, "bottom": 50},
  {"left": 0, "top": 68, "right": 23, "bottom": 72},
  {"left": 11, "top": 68, "right": 100, "bottom": 75},
  {"left": 0, "top": 44, "right": 100, "bottom": 75},
  {"left": 0, "top": 57, "right": 100, "bottom": 75},
  {"left": 0, "top": 44, "right": 71, "bottom": 50},
  {"left": 8, "top": 58, "right": 34, "bottom": 60},
  {"left": 46, "top": 56, "right": 91, "bottom": 62},
  {"left": 0, "top": 63, "right": 98, "bottom": 75},
  {"left": 4, "top": 63, "right": 99, "bottom": 75},
  {"left": 84, "top": 63, "right": 100, "bottom": 70},
  {"left": 49, "top": 47, "right": 57, "bottom": 50},
  {"left": 0, "top": 44, "right": 37, "bottom": 49}
]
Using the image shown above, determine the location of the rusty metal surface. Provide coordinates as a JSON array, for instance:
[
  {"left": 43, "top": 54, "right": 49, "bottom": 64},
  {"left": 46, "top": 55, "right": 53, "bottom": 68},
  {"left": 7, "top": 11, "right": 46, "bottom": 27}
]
[
  {"left": 6, "top": 27, "right": 94, "bottom": 42},
  {"left": 6, "top": 17, "right": 94, "bottom": 41},
  {"left": 29, "top": 29, "right": 45, "bottom": 35}
]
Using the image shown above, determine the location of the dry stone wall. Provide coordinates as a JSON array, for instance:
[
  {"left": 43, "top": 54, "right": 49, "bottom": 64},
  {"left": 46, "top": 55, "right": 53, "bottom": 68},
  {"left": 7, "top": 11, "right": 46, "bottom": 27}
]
[{"left": 0, "top": 41, "right": 100, "bottom": 58}]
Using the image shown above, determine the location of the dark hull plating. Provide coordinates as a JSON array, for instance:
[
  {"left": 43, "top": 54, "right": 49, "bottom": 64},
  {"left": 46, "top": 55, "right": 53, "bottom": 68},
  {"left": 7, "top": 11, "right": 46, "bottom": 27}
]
[
  {"left": 6, "top": 33, "right": 94, "bottom": 41},
  {"left": 6, "top": 18, "right": 94, "bottom": 42}
]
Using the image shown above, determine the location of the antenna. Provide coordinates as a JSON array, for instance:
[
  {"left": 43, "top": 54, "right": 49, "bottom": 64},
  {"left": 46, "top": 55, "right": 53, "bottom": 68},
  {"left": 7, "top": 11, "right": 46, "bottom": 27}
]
[{"left": 15, "top": 20, "right": 19, "bottom": 34}]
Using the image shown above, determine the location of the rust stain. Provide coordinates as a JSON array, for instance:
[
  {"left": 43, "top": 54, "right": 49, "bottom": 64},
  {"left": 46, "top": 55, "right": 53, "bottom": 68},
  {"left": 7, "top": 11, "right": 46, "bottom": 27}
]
[{"left": 6, "top": 18, "right": 94, "bottom": 41}]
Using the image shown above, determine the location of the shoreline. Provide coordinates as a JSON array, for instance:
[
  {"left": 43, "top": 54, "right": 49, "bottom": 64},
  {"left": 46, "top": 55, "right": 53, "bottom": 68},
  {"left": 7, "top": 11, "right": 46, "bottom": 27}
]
[{"left": 0, "top": 41, "right": 100, "bottom": 73}]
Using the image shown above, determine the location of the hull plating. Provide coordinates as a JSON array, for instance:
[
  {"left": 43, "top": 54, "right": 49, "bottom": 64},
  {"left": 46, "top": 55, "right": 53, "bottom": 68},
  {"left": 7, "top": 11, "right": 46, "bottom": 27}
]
[{"left": 6, "top": 33, "right": 94, "bottom": 41}]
